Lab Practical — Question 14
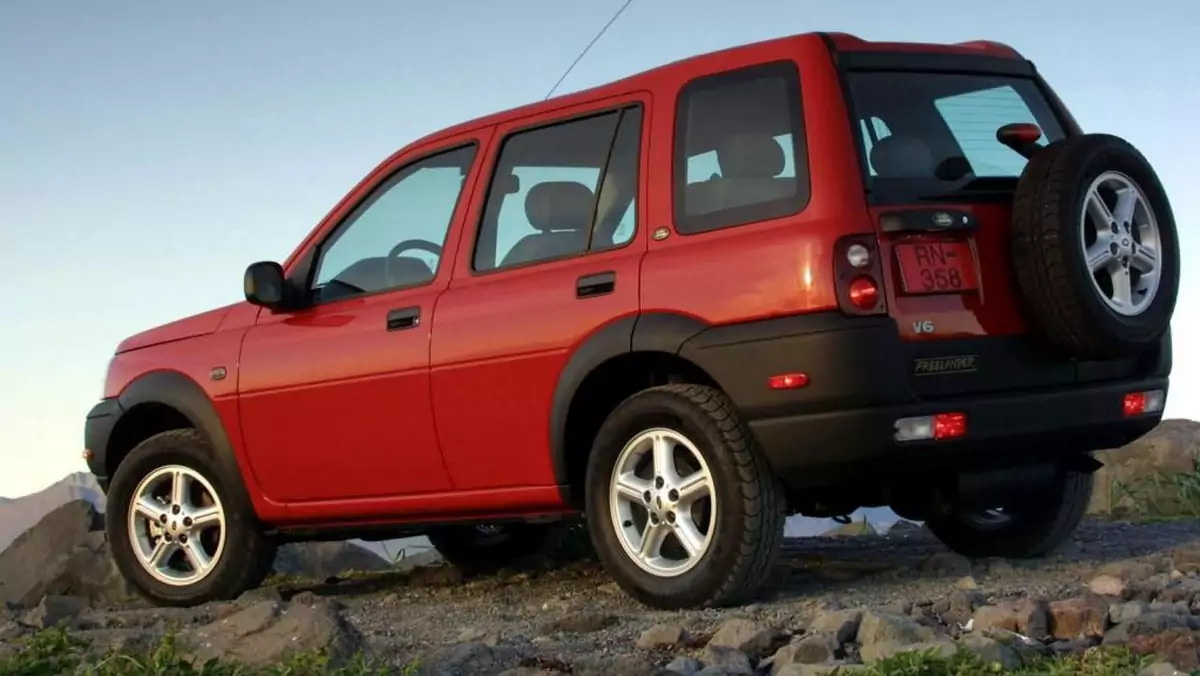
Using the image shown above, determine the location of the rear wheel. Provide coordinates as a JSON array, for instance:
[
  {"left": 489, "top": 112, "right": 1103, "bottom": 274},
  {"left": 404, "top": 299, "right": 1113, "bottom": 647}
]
[
  {"left": 585, "top": 384, "right": 785, "bottom": 609},
  {"left": 106, "top": 429, "right": 276, "bottom": 606},
  {"left": 924, "top": 468, "right": 1093, "bottom": 559}
]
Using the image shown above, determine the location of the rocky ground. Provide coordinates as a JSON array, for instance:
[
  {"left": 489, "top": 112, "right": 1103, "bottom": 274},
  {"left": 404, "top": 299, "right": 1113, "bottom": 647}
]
[{"left": 4, "top": 514, "right": 1200, "bottom": 675}]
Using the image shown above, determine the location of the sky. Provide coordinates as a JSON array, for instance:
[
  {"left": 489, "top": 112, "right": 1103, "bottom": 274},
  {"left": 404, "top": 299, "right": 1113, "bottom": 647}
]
[{"left": 1, "top": 0, "right": 1197, "bottom": 498}]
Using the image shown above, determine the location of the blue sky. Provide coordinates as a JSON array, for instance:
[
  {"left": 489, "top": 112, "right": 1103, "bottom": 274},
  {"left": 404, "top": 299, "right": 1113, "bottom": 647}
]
[{"left": 1, "top": 1, "right": 1196, "bottom": 497}]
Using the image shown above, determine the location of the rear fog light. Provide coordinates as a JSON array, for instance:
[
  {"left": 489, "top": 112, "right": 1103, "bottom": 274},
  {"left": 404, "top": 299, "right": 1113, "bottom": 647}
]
[
  {"left": 894, "top": 412, "right": 967, "bottom": 442},
  {"left": 1123, "top": 389, "right": 1165, "bottom": 417}
]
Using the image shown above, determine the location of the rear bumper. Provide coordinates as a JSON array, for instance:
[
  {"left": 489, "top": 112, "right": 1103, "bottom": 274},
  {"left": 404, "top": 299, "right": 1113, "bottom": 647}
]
[{"left": 678, "top": 312, "right": 1170, "bottom": 488}]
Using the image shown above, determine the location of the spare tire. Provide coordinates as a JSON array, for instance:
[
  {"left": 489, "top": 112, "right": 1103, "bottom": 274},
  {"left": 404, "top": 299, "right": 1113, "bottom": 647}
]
[{"left": 1010, "top": 133, "right": 1179, "bottom": 360}]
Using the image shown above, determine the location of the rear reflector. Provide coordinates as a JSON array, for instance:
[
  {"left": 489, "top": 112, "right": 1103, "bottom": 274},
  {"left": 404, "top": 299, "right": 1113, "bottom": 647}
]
[
  {"left": 894, "top": 412, "right": 968, "bottom": 442},
  {"left": 767, "top": 373, "right": 809, "bottom": 390},
  {"left": 847, "top": 276, "right": 879, "bottom": 309},
  {"left": 1123, "top": 389, "right": 1165, "bottom": 417}
]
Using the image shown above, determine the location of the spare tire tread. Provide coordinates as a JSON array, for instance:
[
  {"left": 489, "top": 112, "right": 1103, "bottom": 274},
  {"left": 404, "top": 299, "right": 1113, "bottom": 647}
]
[{"left": 1010, "top": 133, "right": 1179, "bottom": 359}]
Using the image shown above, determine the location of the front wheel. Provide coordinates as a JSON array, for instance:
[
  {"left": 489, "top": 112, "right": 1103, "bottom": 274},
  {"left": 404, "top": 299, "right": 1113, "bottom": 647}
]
[
  {"left": 924, "top": 468, "right": 1094, "bottom": 559},
  {"left": 585, "top": 384, "right": 785, "bottom": 609},
  {"left": 105, "top": 429, "right": 276, "bottom": 606}
]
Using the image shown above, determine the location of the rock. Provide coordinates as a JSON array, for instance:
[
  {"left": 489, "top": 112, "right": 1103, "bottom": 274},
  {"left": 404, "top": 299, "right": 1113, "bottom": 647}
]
[
  {"left": 707, "top": 618, "right": 780, "bottom": 660},
  {"left": 23, "top": 595, "right": 87, "bottom": 629},
  {"left": 931, "top": 590, "right": 985, "bottom": 627},
  {"left": 699, "top": 645, "right": 754, "bottom": 675},
  {"left": 919, "top": 552, "right": 972, "bottom": 577},
  {"left": 538, "top": 612, "right": 617, "bottom": 635},
  {"left": 1105, "top": 612, "right": 1193, "bottom": 644},
  {"left": 409, "top": 564, "right": 465, "bottom": 588},
  {"left": 955, "top": 576, "right": 979, "bottom": 590},
  {"left": 958, "top": 635, "right": 1020, "bottom": 670},
  {"left": 1112, "top": 601, "right": 1151, "bottom": 624},
  {"left": 1157, "top": 579, "right": 1200, "bottom": 604},
  {"left": 1090, "top": 420, "right": 1200, "bottom": 516},
  {"left": 423, "top": 642, "right": 503, "bottom": 674},
  {"left": 1089, "top": 575, "right": 1128, "bottom": 597},
  {"left": 808, "top": 609, "right": 862, "bottom": 644},
  {"left": 1048, "top": 594, "right": 1110, "bottom": 639},
  {"left": 1171, "top": 544, "right": 1200, "bottom": 575},
  {"left": 637, "top": 624, "right": 689, "bottom": 649},
  {"left": 1140, "top": 663, "right": 1189, "bottom": 676},
  {"left": 971, "top": 599, "right": 1049, "bottom": 639},
  {"left": 1129, "top": 630, "right": 1200, "bottom": 670},
  {"left": 1096, "top": 560, "right": 1160, "bottom": 584},
  {"left": 857, "top": 609, "right": 937, "bottom": 648},
  {"left": 664, "top": 656, "right": 703, "bottom": 675},
  {"left": 0, "top": 501, "right": 131, "bottom": 606},
  {"left": 769, "top": 634, "right": 840, "bottom": 670},
  {"left": 860, "top": 638, "right": 956, "bottom": 663},
  {"left": 270, "top": 541, "right": 391, "bottom": 580},
  {"left": 184, "top": 599, "right": 360, "bottom": 666},
  {"left": 776, "top": 664, "right": 869, "bottom": 676},
  {"left": 236, "top": 586, "right": 283, "bottom": 604},
  {"left": 1150, "top": 601, "right": 1192, "bottom": 616}
]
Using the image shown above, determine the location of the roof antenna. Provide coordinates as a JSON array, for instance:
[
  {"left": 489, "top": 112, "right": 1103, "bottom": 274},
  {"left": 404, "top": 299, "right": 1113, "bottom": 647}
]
[{"left": 544, "top": 0, "right": 636, "bottom": 100}]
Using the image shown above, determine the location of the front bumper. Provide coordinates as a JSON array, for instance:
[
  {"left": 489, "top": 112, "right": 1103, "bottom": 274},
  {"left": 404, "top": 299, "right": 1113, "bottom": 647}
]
[{"left": 84, "top": 398, "right": 121, "bottom": 491}]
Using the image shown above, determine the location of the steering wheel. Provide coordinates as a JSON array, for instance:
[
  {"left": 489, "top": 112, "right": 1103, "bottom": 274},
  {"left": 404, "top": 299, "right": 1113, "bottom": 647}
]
[
  {"left": 384, "top": 239, "right": 442, "bottom": 287},
  {"left": 387, "top": 239, "right": 443, "bottom": 259}
]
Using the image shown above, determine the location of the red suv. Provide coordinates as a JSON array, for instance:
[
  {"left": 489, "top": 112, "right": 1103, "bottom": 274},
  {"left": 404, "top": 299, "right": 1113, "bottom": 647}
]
[{"left": 85, "top": 32, "right": 1179, "bottom": 610}]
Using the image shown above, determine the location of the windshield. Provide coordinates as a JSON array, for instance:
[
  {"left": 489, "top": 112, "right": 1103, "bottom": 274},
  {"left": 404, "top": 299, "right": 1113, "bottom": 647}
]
[{"left": 846, "top": 71, "right": 1066, "bottom": 204}]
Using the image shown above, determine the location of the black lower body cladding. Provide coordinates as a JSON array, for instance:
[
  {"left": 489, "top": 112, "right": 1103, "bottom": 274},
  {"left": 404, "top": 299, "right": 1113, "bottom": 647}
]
[
  {"left": 1011, "top": 133, "right": 1181, "bottom": 360},
  {"left": 679, "top": 311, "right": 1170, "bottom": 490}
]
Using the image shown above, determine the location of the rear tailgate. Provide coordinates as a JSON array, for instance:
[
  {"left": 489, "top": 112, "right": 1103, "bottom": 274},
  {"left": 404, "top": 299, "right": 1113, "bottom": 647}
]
[{"left": 839, "top": 53, "right": 1154, "bottom": 398}]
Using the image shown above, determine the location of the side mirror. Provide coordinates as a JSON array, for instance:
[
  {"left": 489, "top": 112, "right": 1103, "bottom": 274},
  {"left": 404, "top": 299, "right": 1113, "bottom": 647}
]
[
  {"left": 243, "top": 261, "right": 287, "bottom": 308},
  {"left": 997, "top": 122, "right": 1043, "bottom": 160}
]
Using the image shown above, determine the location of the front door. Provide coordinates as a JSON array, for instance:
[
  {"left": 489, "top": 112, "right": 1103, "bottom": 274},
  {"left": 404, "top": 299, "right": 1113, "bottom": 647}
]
[
  {"left": 431, "top": 97, "right": 648, "bottom": 491},
  {"left": 238, "top": 139, "right": 484, "bottom": 503}
]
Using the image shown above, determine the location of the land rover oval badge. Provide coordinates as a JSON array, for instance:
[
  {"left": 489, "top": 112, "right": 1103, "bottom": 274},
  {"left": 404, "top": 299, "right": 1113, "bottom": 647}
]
[{"left": 932, "top": 212, "right": 954, "bottom": 228}]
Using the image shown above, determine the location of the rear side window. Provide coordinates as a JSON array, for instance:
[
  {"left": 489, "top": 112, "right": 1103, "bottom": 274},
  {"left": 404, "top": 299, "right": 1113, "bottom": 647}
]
[{"left": 674, "top": 61, "right": 809, "bottom": 235}]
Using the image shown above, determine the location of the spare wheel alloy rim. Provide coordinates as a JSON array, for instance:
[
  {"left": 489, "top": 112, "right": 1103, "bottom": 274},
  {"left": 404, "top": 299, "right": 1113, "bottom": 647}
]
[
  {"left": 1079, "top": 170, "right": 1162, "bottom": 317},
  {"left": 127, "top": 465, "right": 227, "bottom": 586},
  {"left": 608, "top": 427, "right": 716, "bottom": 577}
]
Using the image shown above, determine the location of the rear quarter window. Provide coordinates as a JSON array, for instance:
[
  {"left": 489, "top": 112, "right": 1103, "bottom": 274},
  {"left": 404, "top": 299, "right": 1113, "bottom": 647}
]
[{"left": 673, "top": 61, "right": 810, "bottom": 235}]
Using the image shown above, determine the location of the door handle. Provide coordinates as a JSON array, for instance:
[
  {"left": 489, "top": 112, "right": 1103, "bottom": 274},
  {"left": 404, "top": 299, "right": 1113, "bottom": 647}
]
[
  {"left": 576, "top": 271, "right": 616, "bottom": 298},
  {"left": 386, "top": 307, "right": 421, "bottom": 331}
]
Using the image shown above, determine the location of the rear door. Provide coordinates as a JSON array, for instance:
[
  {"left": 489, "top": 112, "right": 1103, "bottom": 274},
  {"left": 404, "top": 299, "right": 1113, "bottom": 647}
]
[
  {"left": 839, "top": 64, "right": 1138, "bottom": 397},
  {"left": 430, "top": 96, "right": 648, "bottom": 492}
]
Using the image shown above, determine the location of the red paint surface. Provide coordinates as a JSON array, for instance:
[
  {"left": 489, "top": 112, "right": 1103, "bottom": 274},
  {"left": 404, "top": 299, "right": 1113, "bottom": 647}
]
[{"left": 100, "top": 32, "right": 1033, "bottom": 530}]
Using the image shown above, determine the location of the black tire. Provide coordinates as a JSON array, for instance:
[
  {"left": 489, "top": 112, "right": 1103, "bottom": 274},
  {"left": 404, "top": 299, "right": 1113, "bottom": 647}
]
[
  {"left": 426, "top": 522, "right": 556, "bottom": 571},
  {"left": 924, "top": 468, "right": 1093, "bottom": 559},
  {"left": 105, "top": 429, "right": 276, "bottom": 606},
  {"left": 1011, "top": 133, "right": 1179, "bottom": 359},
  {"left": 584, "top": 384, "right": 785, "bottom": 609}
]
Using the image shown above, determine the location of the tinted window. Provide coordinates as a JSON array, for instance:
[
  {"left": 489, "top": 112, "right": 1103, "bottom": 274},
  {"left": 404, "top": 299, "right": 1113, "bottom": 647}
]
[
  {"left": 847, "top": 72, "right": 1065, "bottom": 203},
  {"left": 474, "top": 106, "right": 642, "bottom": 271},
  {"left": 313, "top": 144, "right": 475, "bottom": 302},
  {"left": 674, "top": 62, "right": 809, "bottom": 234}
]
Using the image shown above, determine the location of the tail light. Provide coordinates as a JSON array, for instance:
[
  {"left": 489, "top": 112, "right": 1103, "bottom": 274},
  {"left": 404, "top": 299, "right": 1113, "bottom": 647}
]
[{"left": 834, "top": 235, "right": 886, "bottom": 315}]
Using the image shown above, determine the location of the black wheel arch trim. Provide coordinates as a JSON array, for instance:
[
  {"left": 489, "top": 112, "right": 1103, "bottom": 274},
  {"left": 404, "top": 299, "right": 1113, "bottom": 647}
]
[
  {"left": 549, "top": 312, "right": 712, "bottom": 501},
  {"left": 96, "top": 370, "right": 255, "bottom": 512}
]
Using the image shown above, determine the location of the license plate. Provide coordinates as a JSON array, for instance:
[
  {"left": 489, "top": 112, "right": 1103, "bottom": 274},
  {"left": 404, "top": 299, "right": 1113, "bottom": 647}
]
[{"left": 894, "top": 242, "right": 978, "bottom": 295}]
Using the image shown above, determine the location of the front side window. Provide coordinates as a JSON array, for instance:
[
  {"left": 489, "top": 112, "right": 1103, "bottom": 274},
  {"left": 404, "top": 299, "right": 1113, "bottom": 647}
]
[
  {"left": 847, "top": 71, "right": 1066, "bottom": 203},
  {"left": 674, "top": 61, "right": 809, "bottom": 234},
  {"left": 474, "top": 105, "right": 643, "bottom": 272},
  {"left": 312, "top": 144, "right": 476, "bottom": 303}
]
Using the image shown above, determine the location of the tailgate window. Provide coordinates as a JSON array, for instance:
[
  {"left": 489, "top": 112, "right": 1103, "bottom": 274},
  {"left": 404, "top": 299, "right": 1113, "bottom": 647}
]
[{"left": 848, "top": 72, "right": 1066, "bottom": 204}]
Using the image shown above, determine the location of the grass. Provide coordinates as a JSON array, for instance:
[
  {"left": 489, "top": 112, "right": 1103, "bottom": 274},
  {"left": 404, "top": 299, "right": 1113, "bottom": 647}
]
[
  {"left": 864, "top": 644, "right": 1178, "bottom": 675},
  {"left": 0, "top": 629, "right": 416, "bottom": 676},
  {"left": 1109, "top": 455, "right": 1200, "bottom": 521}
]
